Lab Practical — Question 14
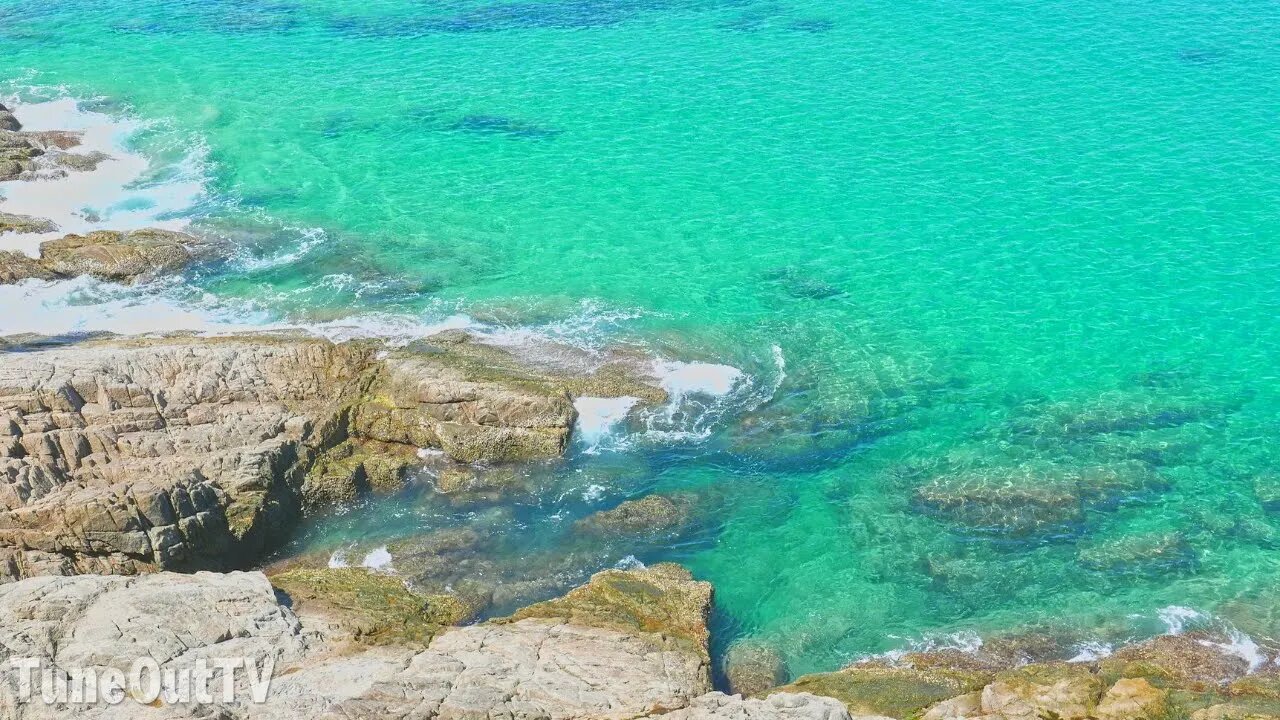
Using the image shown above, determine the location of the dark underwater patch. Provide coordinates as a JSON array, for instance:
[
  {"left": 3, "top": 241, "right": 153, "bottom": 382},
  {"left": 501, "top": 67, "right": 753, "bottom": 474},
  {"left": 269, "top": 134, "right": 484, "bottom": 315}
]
[
  {"left": 1178, "top": 48, "right": 1222, "bottom": 66},
  {"left": 449, "top": 114, "right": 562, "bottom": 140},
  {"left": 786, "top": 18, "right": 834, "bottom": 34}
]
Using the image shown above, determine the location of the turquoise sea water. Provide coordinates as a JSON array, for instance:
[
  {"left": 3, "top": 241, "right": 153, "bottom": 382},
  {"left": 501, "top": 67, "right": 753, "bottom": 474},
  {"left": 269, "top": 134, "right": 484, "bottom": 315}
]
[{"left": 4, "top": 0, "right": 1280, "bottom": 677}]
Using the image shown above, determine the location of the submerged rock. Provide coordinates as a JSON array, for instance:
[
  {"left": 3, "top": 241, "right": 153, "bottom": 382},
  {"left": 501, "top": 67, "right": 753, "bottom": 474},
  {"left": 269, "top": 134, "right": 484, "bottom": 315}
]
[
  {"left": 575, "top": 492, "right": 699, "bottom": 539},
  {"left": 914, "top": 462, "right": 1168, "bottom": 538},
  {"left": 914, "top": 468, "right": 1084, "bottom": 538},
  {"left": 1076, "top": 532, "right": 1195, "bottom": 575},
  {"left": 724, "top": 638, "right": 791, "bottom": 697}
]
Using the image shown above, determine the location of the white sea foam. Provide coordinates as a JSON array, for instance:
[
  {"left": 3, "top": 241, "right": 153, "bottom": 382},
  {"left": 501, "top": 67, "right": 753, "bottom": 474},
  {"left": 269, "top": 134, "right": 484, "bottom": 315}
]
[
  {"left": 0, "top": 98, "right": 208, "bottom": 256},
  {"left": 327, "top": 550, "right": 349, "bottom": 569},
  {"left": 615, "top": 555, "right": 646, "bottom": 570},
  {"left": 1068, "top": 641, "right": 1114, "bottom": 663},
  {"left": 573, "top": 396, "right": 640, "bottom": 454},
  {"left": 654, "top": 360, "right": 744, "bottom": 397},
  {"left": 361, "top": 546, "right": 394, "bottom": 572},
  {"left": 1157, "top": 605, "right": 1205, "bottom": 635}
]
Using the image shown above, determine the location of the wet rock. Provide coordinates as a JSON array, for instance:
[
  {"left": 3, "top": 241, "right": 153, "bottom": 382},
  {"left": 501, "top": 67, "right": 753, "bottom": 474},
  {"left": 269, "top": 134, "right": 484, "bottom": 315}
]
[
  {"left": 0, "top": 104, "right": 19, "bottom": 132},
  {"left": 505, "top": 562, "right": 714, "bottom": 659},
  {"left": 0, "top": 250, "right": 56, "bottom": 283},
  {"left": 1100, "top": 634, "right": 1249, "bottom": 690},
  {"left": 1077, "top": 532, "right": 1195, "bottom": 575},
  {"left": 980, "top": 662, "right": 1103, "bottom": 720},
  {"left": 770, "top": 664, "right": 991, "bottom": 719},
  {"left": 37, "top": 228, "right": 207, "bottom": 283},
  {"left": 0, "top": 211, "right": 56, "bottom": 235},
  {"left": 725, "top": 639, "right": 790, "bottom": 696},
  {"left": 351, "top": 340, "right": 578, "bottom": 463},
  {"left": 269, "top": 566, "right": 467, "bottom": 647},
  {"left": 1095, "top": 677, "right": 1167, "bottom": 720},
  {"left": 576, "top": 492, "right": 698, "bottom": 538},
  {"left": 302, "top": 438, "right": 415, "bottom": 508}
]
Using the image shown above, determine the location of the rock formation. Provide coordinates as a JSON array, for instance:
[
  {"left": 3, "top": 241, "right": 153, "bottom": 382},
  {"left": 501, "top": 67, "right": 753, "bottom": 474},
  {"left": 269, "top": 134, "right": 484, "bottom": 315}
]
[
  {"left": 0, "top": 331, "right": 596, "bottom": 582},
  {"left": 0, "top": 562, "right": 847, "bottom": 720},
  {"left": 0, "top": 229, "right": 208, "bottom": 285}
]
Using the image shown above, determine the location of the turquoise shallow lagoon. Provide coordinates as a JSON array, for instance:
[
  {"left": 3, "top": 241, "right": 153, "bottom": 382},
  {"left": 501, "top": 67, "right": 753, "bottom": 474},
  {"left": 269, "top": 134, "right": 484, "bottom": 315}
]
[{"left": 3, "top": 0, "right": 1280, "bottom": 676}]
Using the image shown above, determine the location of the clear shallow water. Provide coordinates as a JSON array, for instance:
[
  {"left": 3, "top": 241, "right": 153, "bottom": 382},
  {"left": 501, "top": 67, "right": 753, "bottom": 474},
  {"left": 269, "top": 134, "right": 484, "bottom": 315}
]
[{"left": 4, "top": 0, "right": 1280, "bottom": 677}]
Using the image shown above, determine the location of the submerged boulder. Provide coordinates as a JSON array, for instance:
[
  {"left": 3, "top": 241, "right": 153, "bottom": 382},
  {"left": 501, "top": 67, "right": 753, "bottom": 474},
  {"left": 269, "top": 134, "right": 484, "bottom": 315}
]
[
  {"left": 914, "top": 462, "right": 1168, "bottom": 538},
  {"left": 724, "top": 638, "right": 791, "bottom": 697},
  {"left": 576, "top": 492, "right": 699, "bottom": 539},
  {"left": 1076, "top": 531, "right": 1195, "bottom": 575}
]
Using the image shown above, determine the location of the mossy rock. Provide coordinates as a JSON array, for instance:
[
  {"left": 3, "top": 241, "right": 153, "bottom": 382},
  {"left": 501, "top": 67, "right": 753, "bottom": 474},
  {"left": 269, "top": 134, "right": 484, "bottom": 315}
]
[
  {"left": 303, "top": 439, "right": 414, "bottom": 508},
  {"left": 270, "top": 567, "right": 467, "bottom": 647},
  {"left": 1100, "top": 635, "right": 1249, "bottom": 691},
  {"left": 981, "top": 662, "right": 1104, "bottom": 720},
  {"left": 575, "top": 493, "right": 698, "bottom": 539},
  {"left": 770, "top": 664, "right": 990, "bottom": 718},
  {"left": 502, "top": 563, "right": 713, "bottom": 658}
]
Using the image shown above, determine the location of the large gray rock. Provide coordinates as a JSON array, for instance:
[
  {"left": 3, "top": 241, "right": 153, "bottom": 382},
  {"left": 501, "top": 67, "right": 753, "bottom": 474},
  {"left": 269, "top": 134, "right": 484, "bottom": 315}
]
[
  {"left": 0, "top": 565, "right": 750, "bottom": 720},
  {"left": 0, "top": 333, "right": 582, "bottom": 582}
]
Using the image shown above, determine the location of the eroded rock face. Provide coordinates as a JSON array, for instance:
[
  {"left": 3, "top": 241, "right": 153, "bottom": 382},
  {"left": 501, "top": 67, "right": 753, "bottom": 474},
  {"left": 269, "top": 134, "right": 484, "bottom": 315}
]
[
  {"left": 0, "top": 333, "right": 580, "bottom": 582},
  {"left": 0, "top": 564, "right": 735, "bottom": 719}
]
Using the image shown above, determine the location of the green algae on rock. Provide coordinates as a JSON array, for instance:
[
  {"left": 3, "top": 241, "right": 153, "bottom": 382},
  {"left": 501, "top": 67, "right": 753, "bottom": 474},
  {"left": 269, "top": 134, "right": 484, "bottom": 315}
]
[
  {"left": 770, "top": 663, "right": 991, "bottom": 719},
  {"left": 504, "top": 562, "right": 714, "bottom": 658},
  {"left": 270, "top": 566, "right": 469, "bottom": 646}
]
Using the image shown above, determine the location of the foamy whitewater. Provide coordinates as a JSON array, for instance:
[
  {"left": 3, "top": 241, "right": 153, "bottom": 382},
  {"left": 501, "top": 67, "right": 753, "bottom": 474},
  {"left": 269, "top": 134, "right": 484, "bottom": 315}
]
[{"left": 0, "top": 98, "right": 206, "bottom": 256}]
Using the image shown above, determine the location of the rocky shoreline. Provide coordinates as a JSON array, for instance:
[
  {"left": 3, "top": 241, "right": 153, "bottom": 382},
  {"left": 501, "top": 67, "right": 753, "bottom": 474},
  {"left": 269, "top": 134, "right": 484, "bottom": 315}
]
[{"left": 3, "top": 101, "right": 1280, "bottom": 719}]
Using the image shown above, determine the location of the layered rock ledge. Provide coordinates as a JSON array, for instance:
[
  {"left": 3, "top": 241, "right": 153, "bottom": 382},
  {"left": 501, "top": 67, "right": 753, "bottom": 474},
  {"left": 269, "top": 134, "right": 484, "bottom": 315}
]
[
  {"left": 0, "top": 562, "right": 850, "bottom": 720},
  {"left": 0, "top": 331, "right": 655, "bottom": 582}
]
